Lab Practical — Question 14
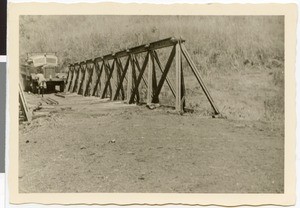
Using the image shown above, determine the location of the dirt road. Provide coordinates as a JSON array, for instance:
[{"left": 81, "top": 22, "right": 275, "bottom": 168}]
[{"left": 19, "top": 93, "right": 284, "bottom": 193}]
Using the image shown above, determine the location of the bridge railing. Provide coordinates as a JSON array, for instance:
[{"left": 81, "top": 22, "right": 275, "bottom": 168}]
[{"left": 65, "top": 37, "right": 220, "bottom": 115}]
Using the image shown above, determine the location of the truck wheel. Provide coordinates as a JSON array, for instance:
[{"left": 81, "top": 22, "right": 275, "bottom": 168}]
[{"left": 60, "top": 82, "right": 65, "bottom": 92}]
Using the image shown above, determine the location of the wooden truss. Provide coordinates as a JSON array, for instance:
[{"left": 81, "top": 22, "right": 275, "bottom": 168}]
[{"left": 65, "top": 37, "right": 220, "bottom": 115}]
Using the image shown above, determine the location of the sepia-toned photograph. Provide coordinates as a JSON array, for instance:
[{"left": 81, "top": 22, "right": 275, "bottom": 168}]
[
  {"left": 8, "top": 2, "right": 297, "bottom": 206},
  {"left": 18, "top": 14, "right": 285, "bottom": 193}
]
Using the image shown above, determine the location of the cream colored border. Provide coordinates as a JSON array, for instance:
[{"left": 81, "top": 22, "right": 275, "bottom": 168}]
[{"left": 8, "top": 2, "right": 297, "bottom": 206}]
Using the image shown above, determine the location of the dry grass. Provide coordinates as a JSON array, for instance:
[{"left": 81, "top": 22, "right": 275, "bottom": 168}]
[{"left": 19, "top": 15, "right": 284, "bottom": 121}]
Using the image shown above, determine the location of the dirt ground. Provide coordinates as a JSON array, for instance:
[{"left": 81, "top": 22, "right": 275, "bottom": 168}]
[{"left": 19, "top": 93, "right": 284, "bottom": 193}]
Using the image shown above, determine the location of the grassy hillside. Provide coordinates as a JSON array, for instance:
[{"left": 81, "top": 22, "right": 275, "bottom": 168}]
[{"left": 19, "top": 15, "right": 284, "bottom": 121}]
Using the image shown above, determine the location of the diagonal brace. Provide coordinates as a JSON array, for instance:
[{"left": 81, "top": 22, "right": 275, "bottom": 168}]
[
  {"left": 129, "top": 52, "right": 149, "bottom": 103},
  {"left": 152, "top": 46, "right": 176, "bottom": 99},
  {"left": 113, "top": 56, "right": 130, "bottom": 100},
  {"left": 101, "top": 60, "right": 115, "bottom": 98}
]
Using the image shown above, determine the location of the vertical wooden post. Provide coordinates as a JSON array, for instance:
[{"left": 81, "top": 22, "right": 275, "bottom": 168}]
[
  {"left": 147, "top": 51, "right": 153, "bottom": 105},
  {"left": 175, "top": 43, "right": 183, "bottom": 113},
  {"left": 70, "top": 66, "right": 77, "bottom": 92},
  {"left": 117, "top": 59, "right": 125, "bottom": 100},
  {"left": 84, "top": 63, "right": 95, "bottom": 96},
  {"left": 76, "top": 66, "right": 81, "bottom": 94},
  {"left": 75, "top": 65, "right": 82, "bottom": 93},
  {"left": 112, "top": 59, "right": 120, "bottom": 100},
  {"left": 77, "top": 64, "right": 86, "bottom": 95},
  {"left": 72, "top": 65, "right": 80, "bottom": 93},
  {"left": 107, "top": 61, "right": 113, "bottom": 99},
  {"left": 126, "top": 55, "right": 133, "bottom": 103},
  {"left": 110, "top": 59, "right": 118, "bottom": 100},
  {"left": 130, "top": 55, "right": 139, "bottom": 104},
  {"left": 69, "top": 67, "right": 75, "bottom": 92},
  {"left": 74, "top": 66, "right": 80, "bottom": 93},
  {"left": 83, "top": 64, "right": 92, "bottom": 96},
  {"left": 151, "top": 52, "right": 159, "bottom": 104},
  {"left": 66, "top": 66, "right": 74, "bottom": 92},
  {"left": 181, "top": 56, "right": 186, "bottom": 111},
  {"left": 102, "top": 61, "right": 108, "bottom": 98},
  {"left": 65, "top": 66, "right": 70, "bottom": 92}
]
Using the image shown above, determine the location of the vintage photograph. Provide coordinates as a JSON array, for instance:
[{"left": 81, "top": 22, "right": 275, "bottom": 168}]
[{"left": 18, "top": 14, "right": 285, "bottom": 194}]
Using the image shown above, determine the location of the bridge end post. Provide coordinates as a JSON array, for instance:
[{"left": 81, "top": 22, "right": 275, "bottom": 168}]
[
  {"left": 175, "top": 42, "right": 185, "bottom": 114},
  {"left": 147, "top": 52, "right": 153, "bottom": 105},
  {"left": 126, "top": 55, "right": 133, "bottom": 104}
]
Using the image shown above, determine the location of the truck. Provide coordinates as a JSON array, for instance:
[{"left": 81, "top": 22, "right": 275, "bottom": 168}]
[{"left": 20, "top": 53, "right": 66, "bottom": 93}]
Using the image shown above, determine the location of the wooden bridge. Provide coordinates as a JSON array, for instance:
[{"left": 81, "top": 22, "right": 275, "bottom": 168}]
[{"left": 65, "top": 37, "right": 220, "bottom": 115}]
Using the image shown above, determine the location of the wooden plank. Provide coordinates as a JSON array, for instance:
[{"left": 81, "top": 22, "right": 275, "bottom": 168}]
[
  {"left": 19, "top": 83, "right": 32, "bottom": 122},
  {"left": 129, "top": 52, "right": 149, "bottom": 103},
  {"left": 113, "top": 56, "right": 130, "bottom": 101},
  {"left": 152, "top": 46, "right": 176, "bottom": 100},
  {"left": 180, "top": 43, "right": 220, "bottom": 115}
]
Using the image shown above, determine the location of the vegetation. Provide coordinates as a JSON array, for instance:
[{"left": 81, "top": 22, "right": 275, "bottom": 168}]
[{"left": 20, "top": 15, "right": 284, "bottom": 121}]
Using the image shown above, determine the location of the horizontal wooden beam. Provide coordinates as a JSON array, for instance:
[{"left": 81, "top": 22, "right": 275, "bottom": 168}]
[{"left": 70, "top": 37, "right": 185, "bottom": 65}]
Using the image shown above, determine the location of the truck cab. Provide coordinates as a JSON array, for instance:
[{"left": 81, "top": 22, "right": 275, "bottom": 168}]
[{"left": 20, "top": 53, "right": 66, "bottom": 93}]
